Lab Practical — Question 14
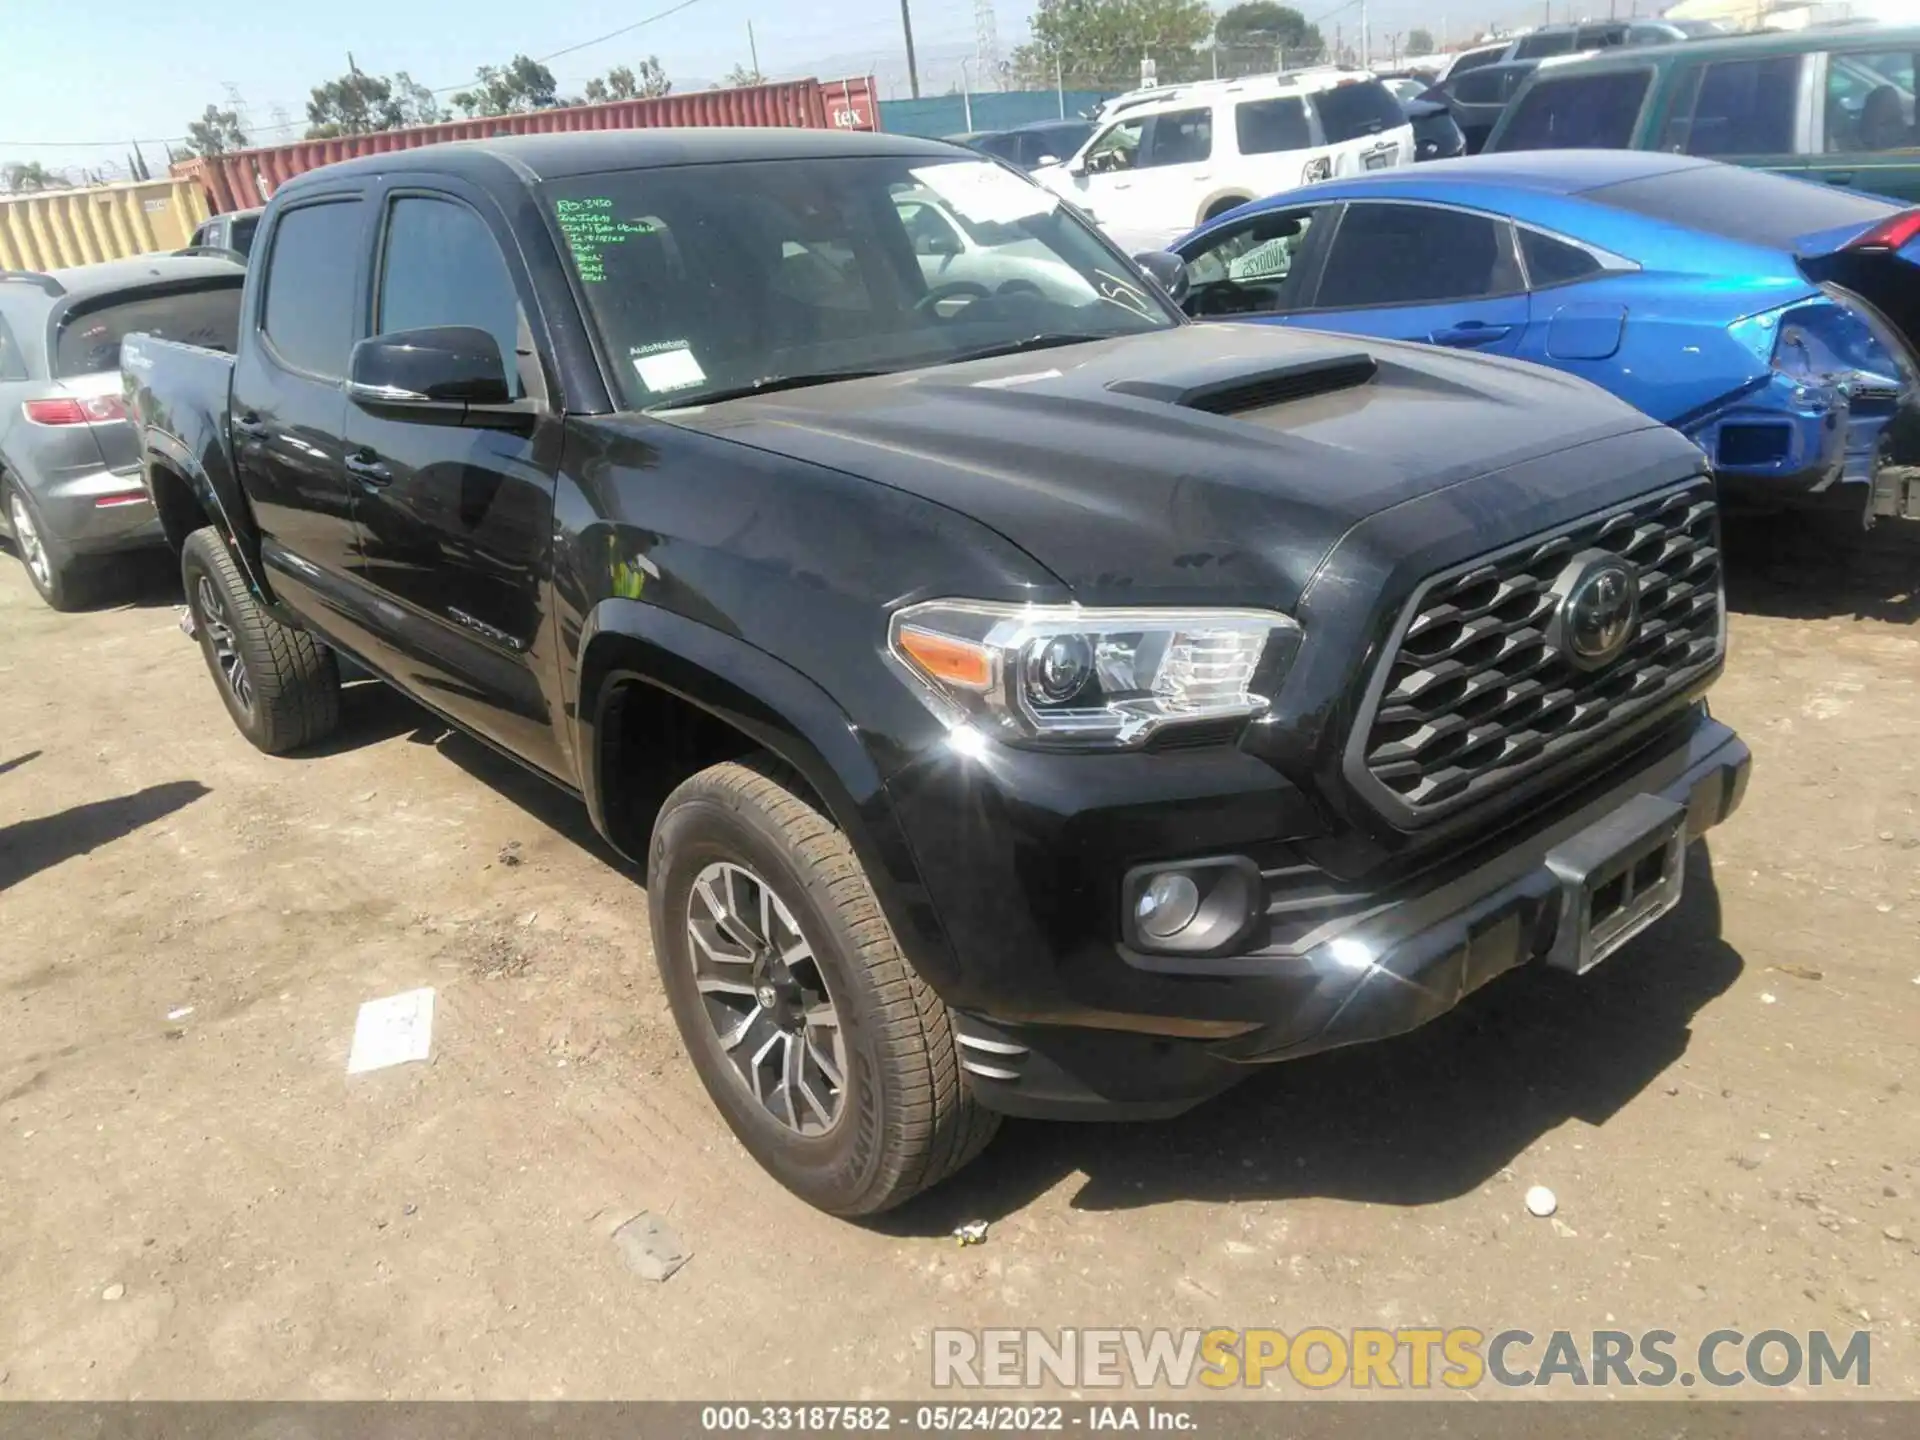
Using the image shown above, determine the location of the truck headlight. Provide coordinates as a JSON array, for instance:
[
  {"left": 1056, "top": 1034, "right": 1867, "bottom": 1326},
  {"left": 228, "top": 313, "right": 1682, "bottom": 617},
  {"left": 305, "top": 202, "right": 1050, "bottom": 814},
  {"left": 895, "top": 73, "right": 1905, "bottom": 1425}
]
[{"left": 887, "top": 599, "right": 1297, "bottom": 749}]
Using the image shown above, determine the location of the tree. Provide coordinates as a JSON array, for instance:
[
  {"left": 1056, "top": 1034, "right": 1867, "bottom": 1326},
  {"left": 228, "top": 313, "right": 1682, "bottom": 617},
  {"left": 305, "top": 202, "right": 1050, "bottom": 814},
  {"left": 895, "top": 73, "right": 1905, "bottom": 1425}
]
[
  {"left": 306, "top": 70, "right": 401, "bottom": 136},
  {"left": 305, "top": 68, "right": 445, "bottom": 137},
  {"left": 451, "top": 55, "right": 562, "bottom": 117},
  {"left": 1010, "top": 0, "right": 1216, "bottom": 89},
  {"left": 582, "top": 58, "right": 671, "bottom": 103},
  {"left": 1406, "top": 27, "right": 1435, "bottom": 55},
  {"left": 180, "top": 104, "right": 249, "bottom": 158},
  {"left": 725, "top": 63, "right": 767, "bottom": 88},
  {"left": 1, "top": 160, "right": 63, "bottom": 193},
  {"left": 1214, "top": 3, "right": 1323, "bottom": 63}
]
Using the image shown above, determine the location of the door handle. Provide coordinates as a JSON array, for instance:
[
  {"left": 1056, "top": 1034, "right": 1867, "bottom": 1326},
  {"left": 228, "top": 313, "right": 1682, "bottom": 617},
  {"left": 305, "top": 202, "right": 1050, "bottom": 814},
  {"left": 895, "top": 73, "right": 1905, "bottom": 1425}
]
[
  {"left": 1430, "top": 321, "right": 1513, "bottom": 347},
  {"left": 233, "top": 413, "right": 268, "bottom": 439},
  {"left": 344, "top": 450, "right": 392, "bottom": 487},
  {"left": 1825, "top": 172, "right": 1856, "bottom": 186}
]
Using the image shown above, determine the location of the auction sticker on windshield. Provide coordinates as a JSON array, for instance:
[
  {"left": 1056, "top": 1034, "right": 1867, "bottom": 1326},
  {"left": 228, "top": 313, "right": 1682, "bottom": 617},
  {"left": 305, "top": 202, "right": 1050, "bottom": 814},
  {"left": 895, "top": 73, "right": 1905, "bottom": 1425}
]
[
  {"left": 633, "top": 343, "right": 706, "bottom": 394},
  {"left": 910, "top": 161, "right": 1059, "bottom": 226}
]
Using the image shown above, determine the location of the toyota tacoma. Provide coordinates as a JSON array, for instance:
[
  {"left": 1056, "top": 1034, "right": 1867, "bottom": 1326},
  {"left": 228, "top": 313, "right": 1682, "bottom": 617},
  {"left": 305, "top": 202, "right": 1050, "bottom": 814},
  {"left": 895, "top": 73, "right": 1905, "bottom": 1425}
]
[{"left": 122, "top": 130, "right": 1750, "bottom": 1216}]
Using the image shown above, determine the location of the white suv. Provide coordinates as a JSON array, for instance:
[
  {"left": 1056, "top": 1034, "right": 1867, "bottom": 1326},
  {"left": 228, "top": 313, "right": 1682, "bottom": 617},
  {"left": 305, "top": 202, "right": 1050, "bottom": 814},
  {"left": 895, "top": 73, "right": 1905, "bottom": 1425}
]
[{"left": 1032, "top": 70, "right": 1415, "bottom": 252}]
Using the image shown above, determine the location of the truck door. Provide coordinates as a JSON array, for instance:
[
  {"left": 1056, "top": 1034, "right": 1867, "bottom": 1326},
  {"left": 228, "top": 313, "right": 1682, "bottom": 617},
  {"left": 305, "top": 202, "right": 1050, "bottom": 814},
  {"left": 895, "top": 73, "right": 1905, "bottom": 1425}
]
[
  {"left": 340, "top": 185, "right": 566, "bottom": 775},
  {"left": 229, "top": 195, "right": 371, "bottom": 648}
]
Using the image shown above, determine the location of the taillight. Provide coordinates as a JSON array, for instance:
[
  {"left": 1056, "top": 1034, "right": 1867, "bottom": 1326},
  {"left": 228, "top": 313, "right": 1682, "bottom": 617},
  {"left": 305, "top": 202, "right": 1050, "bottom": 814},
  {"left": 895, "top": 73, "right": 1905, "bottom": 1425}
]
[
  {"left": 1847, "top": 209, "right": 1920, "bottom": 252},
  {"left": 1768, "top": 297, "right": 1909, "bottom": 395},
  {"left": 22, "top": 394, "right": 125, "bottom": 426}
]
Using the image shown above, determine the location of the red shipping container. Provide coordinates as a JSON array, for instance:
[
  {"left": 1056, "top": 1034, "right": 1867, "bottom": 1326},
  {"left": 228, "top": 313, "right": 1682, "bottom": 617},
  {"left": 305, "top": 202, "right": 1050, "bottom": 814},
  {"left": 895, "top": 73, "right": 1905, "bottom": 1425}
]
[{"left": 176, "top": 76, "right": 879, "bottom": 214}]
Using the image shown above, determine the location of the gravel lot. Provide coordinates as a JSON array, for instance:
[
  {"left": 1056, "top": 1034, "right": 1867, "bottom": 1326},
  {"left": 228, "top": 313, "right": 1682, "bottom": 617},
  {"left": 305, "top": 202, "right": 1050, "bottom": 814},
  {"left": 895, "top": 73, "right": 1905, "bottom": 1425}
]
[{"left": 1, "top": 518, "right": 1916, "bottom": 1400}]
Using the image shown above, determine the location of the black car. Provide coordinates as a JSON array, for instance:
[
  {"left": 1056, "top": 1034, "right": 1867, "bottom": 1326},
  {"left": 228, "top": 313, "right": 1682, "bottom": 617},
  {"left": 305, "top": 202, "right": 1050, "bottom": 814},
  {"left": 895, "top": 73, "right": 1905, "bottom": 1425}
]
[
  {"left": 956, "top": 119, "right": 1094, "bottom": 171},
  {"left": 1429, "top": 58, "right": 1543, "bottom": 152},
  {"left": 124, "top": 129, "right": 1750, "bottom": 1216}
]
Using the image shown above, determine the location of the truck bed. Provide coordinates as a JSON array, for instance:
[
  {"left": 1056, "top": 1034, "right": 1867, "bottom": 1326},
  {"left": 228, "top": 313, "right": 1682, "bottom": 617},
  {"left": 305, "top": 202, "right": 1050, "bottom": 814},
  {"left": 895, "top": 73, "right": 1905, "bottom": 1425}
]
[{"left": 120, "top": 333, "right": 241, "bottom": 555}]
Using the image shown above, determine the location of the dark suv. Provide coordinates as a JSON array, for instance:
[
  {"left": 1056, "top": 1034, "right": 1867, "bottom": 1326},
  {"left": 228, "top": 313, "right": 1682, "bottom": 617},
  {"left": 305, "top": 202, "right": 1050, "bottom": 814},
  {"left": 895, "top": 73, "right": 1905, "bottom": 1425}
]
[
  {"left": 124, "top": 130, "right": 1750, "bottom": 1215},
  {"left": 1488, "top": 25, "right": 1920, "bottom": 201}
]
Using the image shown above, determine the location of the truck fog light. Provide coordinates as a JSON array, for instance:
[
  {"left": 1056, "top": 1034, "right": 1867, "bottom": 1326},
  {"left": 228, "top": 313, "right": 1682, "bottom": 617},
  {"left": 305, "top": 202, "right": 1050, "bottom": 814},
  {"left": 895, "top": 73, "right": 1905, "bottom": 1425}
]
[{"left": 1136, "top": 872, "right": 1202, "bottom": 939}]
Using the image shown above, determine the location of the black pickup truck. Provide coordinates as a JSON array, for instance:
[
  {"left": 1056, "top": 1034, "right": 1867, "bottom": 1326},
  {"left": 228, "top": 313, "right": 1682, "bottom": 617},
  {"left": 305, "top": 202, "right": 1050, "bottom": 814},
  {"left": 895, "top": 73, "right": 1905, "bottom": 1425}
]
[{"left": 122, "top": 129, "right": 1750, "bottom": 1216}]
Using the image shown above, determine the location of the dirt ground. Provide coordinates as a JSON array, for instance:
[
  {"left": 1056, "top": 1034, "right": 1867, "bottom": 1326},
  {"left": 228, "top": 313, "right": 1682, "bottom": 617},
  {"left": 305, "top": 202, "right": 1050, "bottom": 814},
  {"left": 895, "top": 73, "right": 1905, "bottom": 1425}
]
[{"left": 1, "top": 517, "right": 1916, "bottom": 1402}]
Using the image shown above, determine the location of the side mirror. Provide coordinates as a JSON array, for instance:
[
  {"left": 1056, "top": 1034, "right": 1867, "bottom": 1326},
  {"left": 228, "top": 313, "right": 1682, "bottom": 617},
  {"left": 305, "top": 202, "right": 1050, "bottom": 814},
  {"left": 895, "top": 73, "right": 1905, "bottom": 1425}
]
[
  {"left": 348, "top": 325, "right": 522, "bottom": 426},
  {"left": 1134, "top": 250, "right": 1191, "bottom": 307},
  {"left": 1067, "top": 157, "right": 1089, "bottom": 177}
]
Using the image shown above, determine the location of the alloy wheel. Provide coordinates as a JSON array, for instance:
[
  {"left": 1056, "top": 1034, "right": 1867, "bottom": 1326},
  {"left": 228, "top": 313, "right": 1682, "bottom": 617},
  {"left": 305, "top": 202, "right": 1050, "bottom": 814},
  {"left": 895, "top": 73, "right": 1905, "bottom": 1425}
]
[
  {"left": 685, "top": 860, "right": 847, "bottom": 1136},
  {"left": 195, "top": 574, "right": 254, "bottom": 713},
  {"left": 8, "top": 493, "right": 48, "bottom": 590}
]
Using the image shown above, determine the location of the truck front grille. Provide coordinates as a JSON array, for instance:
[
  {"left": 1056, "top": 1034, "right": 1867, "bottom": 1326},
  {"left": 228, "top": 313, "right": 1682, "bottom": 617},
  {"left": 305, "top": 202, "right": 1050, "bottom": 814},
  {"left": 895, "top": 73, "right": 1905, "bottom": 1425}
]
[{"left": 1352, "top": 481, "right": 1722, "bottom": 822}]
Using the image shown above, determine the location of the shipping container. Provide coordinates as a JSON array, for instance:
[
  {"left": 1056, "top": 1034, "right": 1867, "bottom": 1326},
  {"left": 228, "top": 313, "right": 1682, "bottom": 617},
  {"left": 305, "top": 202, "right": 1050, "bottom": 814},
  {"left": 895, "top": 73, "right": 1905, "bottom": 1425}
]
[
  {"left": 177, "top": 77, "right": 880, "bottom": 214},
  {"left": 0, "top": 176, "right": 210, "bottom": 271}
]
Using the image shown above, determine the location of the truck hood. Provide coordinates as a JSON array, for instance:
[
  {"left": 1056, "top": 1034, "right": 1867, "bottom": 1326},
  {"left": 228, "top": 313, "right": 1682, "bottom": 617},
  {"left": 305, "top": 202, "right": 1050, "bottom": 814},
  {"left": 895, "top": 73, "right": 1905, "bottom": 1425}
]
[{"left": 658, "top": 322, "right": 1671, "bottom": 610}]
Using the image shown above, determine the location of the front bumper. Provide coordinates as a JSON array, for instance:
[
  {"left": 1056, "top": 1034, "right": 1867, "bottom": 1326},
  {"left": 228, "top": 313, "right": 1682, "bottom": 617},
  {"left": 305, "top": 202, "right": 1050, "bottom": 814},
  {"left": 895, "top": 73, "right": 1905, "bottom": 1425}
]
[{"left": 920, "top": 714, "right": 1750, "bottom": 1120}]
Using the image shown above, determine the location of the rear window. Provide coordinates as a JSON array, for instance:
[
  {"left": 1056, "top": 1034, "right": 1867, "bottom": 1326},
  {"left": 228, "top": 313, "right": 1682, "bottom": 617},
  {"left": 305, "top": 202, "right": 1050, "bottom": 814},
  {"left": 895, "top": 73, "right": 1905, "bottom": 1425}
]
[
  {"left": 53, "top": 282, "right": 242, "bottom": 378},
  {"left": 229, "top": 213, "right": 262, "bottom": 257},
  {"left": 1587, "top": 164, "right": 1900, "bottom": 248},
  {"left": 1236, "top": 96, "right": 1313, "bottom": 154},
  {"left": 1452, "top": 69, "right": 1510, "bottom": 104},
  {"left": 1513, "top": 32, "right": 1578, "bottom": 60},
  {"left": 1492, "top": 69, "right": 1652, "bottom": 150},
  {"left": 1313, "top": 80, "right": 1408, "bottom": 142},
  {"left": 1450, "top": 47, "right": 1509, "bottom": 77}
]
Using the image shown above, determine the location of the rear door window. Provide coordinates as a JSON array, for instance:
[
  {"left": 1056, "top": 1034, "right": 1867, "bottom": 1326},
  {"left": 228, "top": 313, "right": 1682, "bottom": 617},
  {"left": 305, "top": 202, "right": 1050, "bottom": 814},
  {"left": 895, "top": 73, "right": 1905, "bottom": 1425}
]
[
  {"left": 1492, "top": 69, "right": 1652, "bottom": 150},
  {"left": 54, "top": 282, "right": 244, "bottom": 378},
  {"left": 261, "top": 200, "right": 366, "bottom": 378},
  {"left": 1314, "top": 203, "right": 1520, "bottom": 308},
  {"left": 1235, "top": 97, "right": 1313, "bottom": 155},
  {"left": 1313, "top": 81, "right": 1408, "bottom": 141},
  {"left": 1144, "top": 108, "right": 1213, "bottom": 167},
  {"left": 1575, "top": 24, "right": 1628, "bottom": 48},
  {"left": 1825, "top": 48, "right": 1918, "bottom": 153},
  {"left": 1665, "top": 57, "right": 1803, "bottom": 156}
]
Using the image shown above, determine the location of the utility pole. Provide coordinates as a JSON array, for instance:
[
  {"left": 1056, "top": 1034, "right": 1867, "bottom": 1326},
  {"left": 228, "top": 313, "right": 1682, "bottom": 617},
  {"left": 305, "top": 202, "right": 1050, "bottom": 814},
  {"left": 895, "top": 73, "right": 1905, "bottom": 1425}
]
[
  {"left": 1055, "top": 51, "right": 1064, "bottom": 117},
  {"left": 899, "top": 0, "right": 922, "bottom": 99},
  {"left": 1359, "top": 0, "right": 1369, "bottom": 68},
  {"left": 748, "top": 21, "right": 760, "bottom": 77}
]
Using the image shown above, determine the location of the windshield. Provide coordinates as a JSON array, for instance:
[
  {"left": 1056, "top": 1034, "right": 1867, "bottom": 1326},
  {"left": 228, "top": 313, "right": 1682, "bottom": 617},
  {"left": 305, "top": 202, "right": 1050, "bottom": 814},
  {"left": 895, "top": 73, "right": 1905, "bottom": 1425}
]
[
  {"left": 543, "top": 155, "right": 1177, "bottom": 411},
  {"left": 53, "top": 281, "right": 243, "bottom": 377}
]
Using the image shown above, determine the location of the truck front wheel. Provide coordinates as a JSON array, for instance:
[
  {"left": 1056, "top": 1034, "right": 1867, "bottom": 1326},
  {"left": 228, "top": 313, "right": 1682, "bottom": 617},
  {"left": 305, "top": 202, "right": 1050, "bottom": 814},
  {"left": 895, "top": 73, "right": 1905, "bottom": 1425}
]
[
  {"left": 649, "top": 756, "right": 999, "bottom": 1216},
  {"left": 181, "top": 526, "right": 340, "bottom": 754}
]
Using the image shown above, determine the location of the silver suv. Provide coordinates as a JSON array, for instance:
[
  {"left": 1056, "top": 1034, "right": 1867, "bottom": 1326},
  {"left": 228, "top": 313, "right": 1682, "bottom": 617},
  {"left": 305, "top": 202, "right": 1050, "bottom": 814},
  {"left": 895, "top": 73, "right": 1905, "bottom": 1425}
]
[{"left": 0, "top": 256, "right": 243, "bottom": 608}]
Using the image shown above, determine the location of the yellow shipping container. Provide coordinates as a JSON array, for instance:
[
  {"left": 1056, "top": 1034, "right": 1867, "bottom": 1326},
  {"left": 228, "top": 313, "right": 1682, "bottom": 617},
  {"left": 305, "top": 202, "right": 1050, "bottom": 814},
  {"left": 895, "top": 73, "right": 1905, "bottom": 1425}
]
[{"left": 0, "top": 177, "right": 211, "bottom": 272}]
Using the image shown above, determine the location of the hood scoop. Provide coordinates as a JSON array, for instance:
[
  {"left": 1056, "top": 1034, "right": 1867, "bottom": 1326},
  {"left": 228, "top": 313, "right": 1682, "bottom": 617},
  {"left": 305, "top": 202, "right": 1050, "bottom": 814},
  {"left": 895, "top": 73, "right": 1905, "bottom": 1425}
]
[{"left": 1106, "top": 352, "right": 1378, "bottom": 417}]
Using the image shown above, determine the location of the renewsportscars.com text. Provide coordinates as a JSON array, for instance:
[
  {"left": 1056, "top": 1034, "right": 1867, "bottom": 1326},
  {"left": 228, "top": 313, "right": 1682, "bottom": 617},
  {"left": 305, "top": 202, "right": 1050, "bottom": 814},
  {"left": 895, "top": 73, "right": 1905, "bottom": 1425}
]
[{"left": 932, "top": 1327, "right": 1872, "bottom": 1391}]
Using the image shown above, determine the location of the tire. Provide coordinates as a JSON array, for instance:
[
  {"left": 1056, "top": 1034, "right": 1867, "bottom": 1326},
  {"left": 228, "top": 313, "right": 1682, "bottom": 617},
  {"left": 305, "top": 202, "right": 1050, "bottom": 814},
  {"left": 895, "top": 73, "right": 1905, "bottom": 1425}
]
[
  {"left": 649, "top": 756, "right": 999, "bottom": 1216},
  {"left": 4, "top": 477, "right": 94, "bottom": 611},
  {"left": 1202, "top": 195, "right": 1250, "bottom": 222},
  {"left": 181, "top": 525, "right": 340, "bottom": 754}
]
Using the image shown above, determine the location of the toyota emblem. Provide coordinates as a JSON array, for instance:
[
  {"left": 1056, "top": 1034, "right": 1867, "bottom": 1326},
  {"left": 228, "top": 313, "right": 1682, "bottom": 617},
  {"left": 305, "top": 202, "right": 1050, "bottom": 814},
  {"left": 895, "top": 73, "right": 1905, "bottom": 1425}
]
[{"left": 1547, "top": 550, "right": 1640, "bottom": 672}]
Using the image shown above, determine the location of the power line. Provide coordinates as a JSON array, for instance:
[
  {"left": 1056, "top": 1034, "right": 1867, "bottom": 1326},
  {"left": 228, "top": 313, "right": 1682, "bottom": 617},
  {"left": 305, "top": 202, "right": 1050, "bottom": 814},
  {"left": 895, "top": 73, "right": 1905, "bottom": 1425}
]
[{"left": 0, "top": 0, "right": 721, "bottom": 149}]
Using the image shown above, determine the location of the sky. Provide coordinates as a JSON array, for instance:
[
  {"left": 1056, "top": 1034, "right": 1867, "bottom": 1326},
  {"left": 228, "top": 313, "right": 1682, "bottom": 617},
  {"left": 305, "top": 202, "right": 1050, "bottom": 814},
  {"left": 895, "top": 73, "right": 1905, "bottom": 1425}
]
[{"left": 1, "top": 0, "right": 1472, "bottom": 179}]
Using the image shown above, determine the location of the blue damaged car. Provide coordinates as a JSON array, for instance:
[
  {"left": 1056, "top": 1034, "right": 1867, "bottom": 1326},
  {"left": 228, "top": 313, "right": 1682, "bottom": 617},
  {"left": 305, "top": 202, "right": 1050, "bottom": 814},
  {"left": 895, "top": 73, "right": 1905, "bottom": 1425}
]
[{"left": 1160, "top": 150, "right": 1920, "bottom": 523}]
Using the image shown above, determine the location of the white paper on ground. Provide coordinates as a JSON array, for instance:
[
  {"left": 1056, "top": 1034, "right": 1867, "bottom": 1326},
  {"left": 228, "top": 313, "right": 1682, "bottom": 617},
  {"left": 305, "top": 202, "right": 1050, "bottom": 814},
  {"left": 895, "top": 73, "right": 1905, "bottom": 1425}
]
[{"left": 346, "top": 988, "right": 436, "bottom": 1075}]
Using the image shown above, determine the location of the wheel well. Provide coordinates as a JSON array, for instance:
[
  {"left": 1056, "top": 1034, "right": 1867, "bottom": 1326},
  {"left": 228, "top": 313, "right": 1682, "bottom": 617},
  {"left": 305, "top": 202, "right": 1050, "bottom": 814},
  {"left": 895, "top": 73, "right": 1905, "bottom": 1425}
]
[
  {"left": 1203, "top": 195, "right": 1250, "bottom": 221},
  {"left": 597, "top": 675, "right": 825, "bottom": 858},
  {"left": 147, "top": 461, "right": 213, "bottom": 555}
]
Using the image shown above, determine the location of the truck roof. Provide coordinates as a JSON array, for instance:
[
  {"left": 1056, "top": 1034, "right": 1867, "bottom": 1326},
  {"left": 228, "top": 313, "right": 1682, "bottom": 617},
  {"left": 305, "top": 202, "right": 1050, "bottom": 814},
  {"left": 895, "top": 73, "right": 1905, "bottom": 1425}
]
[{"left": 280, "top": 127, "right": 973, "bottom": 194}]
